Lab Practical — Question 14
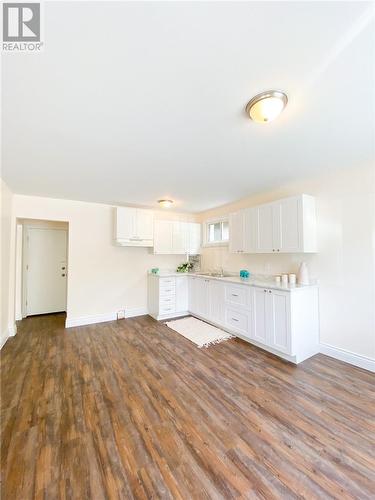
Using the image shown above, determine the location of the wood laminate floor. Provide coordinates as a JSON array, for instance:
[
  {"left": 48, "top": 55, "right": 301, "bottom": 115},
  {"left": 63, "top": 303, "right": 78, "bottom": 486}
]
[{"left": 1, "top": 313, "right": 374, "bottom": 499}]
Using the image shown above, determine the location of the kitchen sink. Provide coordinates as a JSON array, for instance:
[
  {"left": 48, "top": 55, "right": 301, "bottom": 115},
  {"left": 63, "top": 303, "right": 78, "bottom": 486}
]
[{"left": 197, "top": 272, "right": 233, "bottom": 278}]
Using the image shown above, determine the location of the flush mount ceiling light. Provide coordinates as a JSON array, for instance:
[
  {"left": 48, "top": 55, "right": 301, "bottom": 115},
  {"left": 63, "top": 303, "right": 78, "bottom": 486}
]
[
  {"left": 158, "top": 199, "right": 174, "bottom": 208},
  {"left": 246, "top": 90, "right": 288, "bottom": 123}
]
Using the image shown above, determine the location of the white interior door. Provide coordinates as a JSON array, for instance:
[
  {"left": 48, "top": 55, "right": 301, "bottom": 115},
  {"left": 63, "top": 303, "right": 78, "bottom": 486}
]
[{"left": 26, "top": 228, "right": 68, "bottom": 315}]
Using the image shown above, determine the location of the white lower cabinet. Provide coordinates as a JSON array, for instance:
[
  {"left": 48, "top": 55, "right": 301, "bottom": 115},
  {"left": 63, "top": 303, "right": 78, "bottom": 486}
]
[
  {"left": 195, "top": 277, "right": 210, "bottom": 318},
  {"left": 252, "top": 287, "right": 268, "bottom": 344},
  {"left": 209, "top": 280, "right": 225, "bottom": 325},
  {"left": 253, "top": 288, "right": 291, "bottom": 354},
  {"left": 148, "top": 275, "right": 189, "bottom": 320},
  {"left": 225, "top": 307, "right": 251, "bottom": 338},
  {"left": 148, "top": 274, "right": 319, "bottom": 363}
]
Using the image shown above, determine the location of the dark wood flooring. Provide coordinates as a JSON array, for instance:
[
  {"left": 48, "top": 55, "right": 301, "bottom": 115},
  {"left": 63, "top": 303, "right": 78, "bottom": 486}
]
[{"left": 1, "top": 313, "right": 374, "bottom": 499}]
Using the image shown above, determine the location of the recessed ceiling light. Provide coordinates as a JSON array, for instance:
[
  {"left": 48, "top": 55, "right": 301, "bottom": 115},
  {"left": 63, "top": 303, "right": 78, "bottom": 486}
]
[
  {"left": 158, "top": 199, "right": 174, "bottom": 208},
  {"left": 246, "top": 90, "right": 288, "bottom": 123}
]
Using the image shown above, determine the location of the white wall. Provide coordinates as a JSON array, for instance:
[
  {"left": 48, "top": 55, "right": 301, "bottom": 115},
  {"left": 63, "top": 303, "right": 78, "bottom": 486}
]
[
  {"left": 199, "top": 165, "right": 375, "bottom": 361},
  {"left": 9, "top": 195, "right": 197, "bottom": 326},
  {"left": 1, "top": 179, "right": 15, "bottom": 346}
]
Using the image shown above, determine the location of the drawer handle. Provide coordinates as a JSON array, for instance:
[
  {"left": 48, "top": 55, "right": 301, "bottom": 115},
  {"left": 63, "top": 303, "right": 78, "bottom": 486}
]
[
  {"left": 164, "top": 308, "right": 172, "bottom": 311},
  {"left": 232, "top": 318, "right": 239, "bottom": 322},
  {"left": 231, "top": 293, "right": 239, "bottom": 297},
  {"left": 164, "top": 289, "right": 172, "bottom": 292}
]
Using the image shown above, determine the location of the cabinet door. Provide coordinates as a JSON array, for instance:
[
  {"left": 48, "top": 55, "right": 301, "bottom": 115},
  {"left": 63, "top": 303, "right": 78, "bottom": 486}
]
[
  {"left": 209, "top": 280, "right": 225, "bottom": 325},
  {"left": 278, "top": 197, "right": 301, "bottom": 252},
  {"left": 175, "top": 276, "right": 188, "bottom": 312},
  {"left": 243, "top": 208, "right": 256, "bottom": 253},
  {"left": 187, "top": 223, "right": 201, "bottom": 254},
  {"left": 136, "top": 209, "right": 154, "bottom": 241},
  {"left": 172, "top": 222, "right": 188, "bottom": 254},
  {"left": 196, "top": 278, "right": 209, "bottom": 319},
  {"left": 252, "top": 288, "right": 268, "bottom": 343},
  {"left": 255, "top": 205, "right": 274, "bottom": 253},
  {"left": 188, "top": 277, "right": 198, "bottom": 314},
  {"left": 229, "top": 211, "right": 244, "bottom": 253},
  {"left": 154, "top": 221, "right": 173, "bottom": 254},
  {"left": 267, "top": 290, "right": 291, "bottom": 354},
  {"left": 116, "top": 207, "right": 136, "bottom": 239}
]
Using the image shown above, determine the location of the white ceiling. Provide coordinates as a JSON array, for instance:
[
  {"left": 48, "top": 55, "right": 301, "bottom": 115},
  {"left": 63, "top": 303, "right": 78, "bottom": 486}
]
[{"left": 2, "top": 1, "right": 374, "bottom": 212}]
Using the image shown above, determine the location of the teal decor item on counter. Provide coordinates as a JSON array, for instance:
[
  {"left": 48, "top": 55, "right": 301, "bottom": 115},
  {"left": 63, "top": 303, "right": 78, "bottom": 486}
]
[
  {"left": 240, "top": 269, "right": 250, "bottom": 279},
  {"left": 151, "top": 268, "right": 160, "bottom": 274}
]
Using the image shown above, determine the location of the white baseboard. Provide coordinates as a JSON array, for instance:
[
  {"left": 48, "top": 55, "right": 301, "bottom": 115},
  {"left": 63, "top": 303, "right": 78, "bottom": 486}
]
[
  {"left": 65, "top": 308, "right": 148, "bottom": 328},
  {"left": 1, "top": 323, "right": 17, "bottom": 349},
  {"left": 125, "top": 307, "right": 148, "bottom": 318},
  {"left": 0, "top": 334, "right": 10, "bottom": 349},
  {"left": 65, "top": 312, "right": 117, "bottom": 328},
  {"left": 8, "top": 323, "right": 17, "bottom": 336},
  {"left": 319, "top": 343, "right": 375, "bottom": 372}
]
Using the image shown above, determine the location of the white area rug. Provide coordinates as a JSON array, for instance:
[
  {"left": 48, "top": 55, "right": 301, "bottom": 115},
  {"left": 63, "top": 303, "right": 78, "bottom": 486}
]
[{"left": 165, "top": 316, "right": 234, "bottom": 348}]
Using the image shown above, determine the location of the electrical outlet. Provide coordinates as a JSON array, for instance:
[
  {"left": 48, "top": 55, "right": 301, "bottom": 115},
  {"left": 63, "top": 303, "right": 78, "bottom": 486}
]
[{"left": 117, "top": 310, "right": 126, "bottom": 320}]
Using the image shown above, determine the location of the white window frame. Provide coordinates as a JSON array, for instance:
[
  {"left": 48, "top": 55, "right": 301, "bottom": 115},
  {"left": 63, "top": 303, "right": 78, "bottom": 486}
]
[{"left": 203, "top": 217, "right": 229, "bottom": 247}]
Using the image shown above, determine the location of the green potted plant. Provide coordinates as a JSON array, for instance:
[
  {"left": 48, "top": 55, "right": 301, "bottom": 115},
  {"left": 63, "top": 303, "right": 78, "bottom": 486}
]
[{"left": 176, "top": 262, "right": 193, "bottom": 273}]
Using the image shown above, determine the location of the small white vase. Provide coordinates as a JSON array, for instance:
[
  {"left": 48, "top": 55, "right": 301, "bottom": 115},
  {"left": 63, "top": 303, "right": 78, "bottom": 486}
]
[{"left": 298, "top": 261, "right": 309, "bottom": 285}]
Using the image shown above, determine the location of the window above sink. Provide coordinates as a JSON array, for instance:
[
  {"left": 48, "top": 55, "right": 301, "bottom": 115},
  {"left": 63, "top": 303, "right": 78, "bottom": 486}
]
[{"left": 204, "top": 217, "right": 229, "bottom": 246}]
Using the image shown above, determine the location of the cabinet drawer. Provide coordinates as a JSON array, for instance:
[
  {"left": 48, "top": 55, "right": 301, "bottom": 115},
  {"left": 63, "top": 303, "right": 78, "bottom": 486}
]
[
  {"left": 159, "top": 296, "right": 176, "bottom": 307},
  {"left": 160, "top": 284, "right": 176, "bottom": 296},
  {"left": 225, "top": 284, "right": 250, "bottom": 308},
  {"left": 159, "top": 303, "right": 176, "bottom": 315},
  {"left": 159, "top": 277, "right": 175, "bottom": 287},
  {"left": 225, "top": 307, "right": 251, "bottom": 336}
]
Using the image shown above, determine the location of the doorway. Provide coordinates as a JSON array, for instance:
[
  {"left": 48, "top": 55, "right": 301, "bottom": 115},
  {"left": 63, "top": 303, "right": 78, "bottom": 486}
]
[{"left": 18, "top": 220, "right": 69, "bottom": 317}]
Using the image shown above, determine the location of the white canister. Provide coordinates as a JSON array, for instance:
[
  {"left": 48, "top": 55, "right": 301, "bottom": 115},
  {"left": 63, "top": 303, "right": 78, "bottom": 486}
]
[
  {"left": 289, "top": 274, "right": 296, "bottom": 285},
  {"left": 281, "top": 274, "right": 289, "bottom": 286},
  {"left": 298, "top": 262, "right": 310, "bottom": 285},
  {"left": 275, "top": 275, "right": 281, "bottom": 284}
]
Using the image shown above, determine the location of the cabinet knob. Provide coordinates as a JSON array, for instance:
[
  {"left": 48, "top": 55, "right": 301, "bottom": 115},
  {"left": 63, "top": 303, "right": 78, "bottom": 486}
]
[
  {"left": 268, "top": 290, "right": 272, "bottom": 293},
  {"left": 264, "top": 289, "right": 267, "bottom": 293},
  {"left": 277, "top": 249, "right": 280, "bottom": 252},
  {"left": 272, "top": 249, "right": 275, "bottom": 252}
]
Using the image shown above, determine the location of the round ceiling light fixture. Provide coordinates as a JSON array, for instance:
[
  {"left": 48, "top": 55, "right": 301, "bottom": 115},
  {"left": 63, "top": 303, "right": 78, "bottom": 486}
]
[
  {"left": 158, "top": 199, "right": 174, "bottom": 208},
  {"left": 246, "top": 90, "right": 288, "bottom": 123}
]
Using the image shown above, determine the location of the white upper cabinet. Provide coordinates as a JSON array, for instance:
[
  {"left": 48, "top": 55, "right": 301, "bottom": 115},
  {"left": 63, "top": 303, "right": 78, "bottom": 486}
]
[
  {"left": 154, "top": 220, "right": 174, "bottom": 254},
  {"left": 230, "top": 194, "right": 316, "bottom": 254},
  {"left": 154, "top": 220, "right": 201, "bottom": 255},
  {"left": 115, "top": 207, "right": 153, "bottom": 246},
  {"left": 255, "top": 194, "right": 316, "bottom": 253},
  {"left": 255, "top": 204, "right": 274, "bottom": 252},
  {"left": 229, "top": 211, "right": 244, "bottom": 253},
  {"left": 187, "top": 223, "right": 201, "bottom": 254},
  {"left": 136, "top": 209, "right": 154, "bottom": 241}
]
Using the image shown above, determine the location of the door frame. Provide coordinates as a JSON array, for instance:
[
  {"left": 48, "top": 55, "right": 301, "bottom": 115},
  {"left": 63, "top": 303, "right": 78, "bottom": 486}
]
[{"left": 22, "top": 222, "right": 69, "bottom": 318}]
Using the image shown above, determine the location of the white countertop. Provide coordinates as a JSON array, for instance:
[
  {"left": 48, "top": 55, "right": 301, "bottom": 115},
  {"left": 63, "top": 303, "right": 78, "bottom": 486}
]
[{"left": 149, "top": 271, "right": 316, "bottom": 292}]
